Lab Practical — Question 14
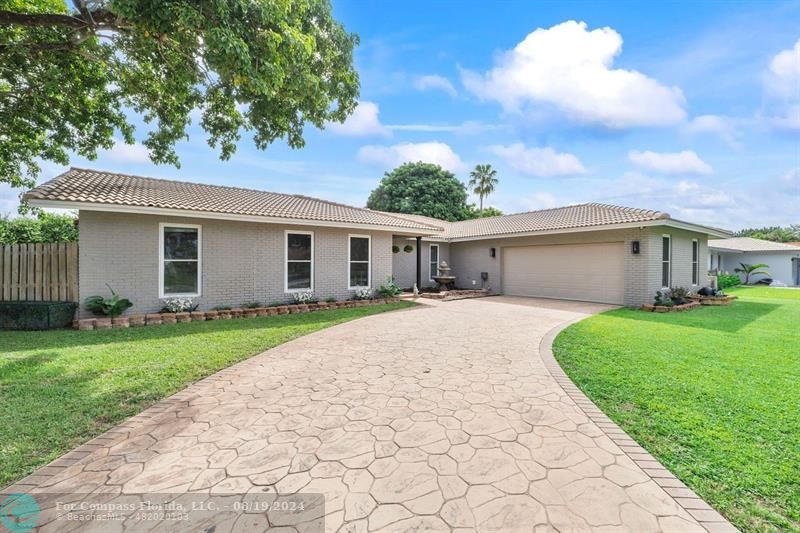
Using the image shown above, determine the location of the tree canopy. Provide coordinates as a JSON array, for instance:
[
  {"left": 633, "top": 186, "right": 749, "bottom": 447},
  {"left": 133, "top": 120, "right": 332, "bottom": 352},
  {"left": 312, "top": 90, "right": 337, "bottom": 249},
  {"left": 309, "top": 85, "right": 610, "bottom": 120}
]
[
  {"left": 735, "top": 225, "right": 800, "bottom": 243},
  {"left": 0, "top": 0, "right": 359, "bottom": 200},
  {"left": 0, "top": 211, "right": 78, "bottom": 243},
  {"left": 467, "top": 163, "right": 498, "bottom": 212},
  {"left": 366, "top": 162, "right": 475, "bottom": 222}
]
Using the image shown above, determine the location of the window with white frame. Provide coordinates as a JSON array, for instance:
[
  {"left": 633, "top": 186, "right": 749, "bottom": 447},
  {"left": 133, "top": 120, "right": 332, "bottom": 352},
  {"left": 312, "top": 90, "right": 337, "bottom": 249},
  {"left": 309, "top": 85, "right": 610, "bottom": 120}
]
[
  {"left": 286, "top": 231, "right": 313, "bottom": 291},
  {"left": 429, "top": 244, "right": 439, "bottom": 281},
  {"left": 160, "top": 224, "right": 201, "bottom": 297},
  {"left": 692, "top": 239, "right": 699, "bottom": 285},
  {"left": 348, "top": 235, "right": 371, "bottom": 288},
  {"left": 661, "top": 235, "right": 671, "bottom": 288}
]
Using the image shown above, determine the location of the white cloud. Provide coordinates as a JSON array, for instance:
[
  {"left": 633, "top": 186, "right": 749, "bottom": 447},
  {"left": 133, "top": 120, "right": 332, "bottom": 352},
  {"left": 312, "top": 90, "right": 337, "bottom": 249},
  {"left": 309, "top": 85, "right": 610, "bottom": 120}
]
[
  {"left": 489, "top": 143, "right": 586, "bottom": 177},
  {"left": 517, "top": 192, "right": 560, "bottom": 211},
  {"left": 684, "top": 115, "right": 742, "bottom": 149},
  {"left": 781, "top": 168, "right": 800, "bottom": 193},
  {"left": 761, "top": 39, "right": 800, "bottom": 131},
  {"left": 100, "top": 140, "right": 151, "bottom": 164},
  {"left": 461, "top": 20, "right": 686, "bottom": 128},
  {"left": 628, "top": 150, "right": 713, "bottom": 175},
  {"left": 327, "top": 101, "right": 390, "bottom": 137},
  {"left": 357, "top": 142, "right": 466, "bottom": 172},
  {"left": 414, "top": 75, "right": 457, "bottom": 97},
  {"left": 675, "top": 180, "right": 700, "bottom": 194},
  {"left": 385, "top": 120, "right": 499, "bottom": 135}
]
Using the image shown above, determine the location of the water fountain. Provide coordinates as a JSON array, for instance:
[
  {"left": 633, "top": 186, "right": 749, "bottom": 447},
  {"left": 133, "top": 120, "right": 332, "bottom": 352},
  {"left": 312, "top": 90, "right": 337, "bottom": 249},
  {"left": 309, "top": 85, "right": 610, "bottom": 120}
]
[{"left": 432, "top": 260, "right": 456, "bottom": 290}]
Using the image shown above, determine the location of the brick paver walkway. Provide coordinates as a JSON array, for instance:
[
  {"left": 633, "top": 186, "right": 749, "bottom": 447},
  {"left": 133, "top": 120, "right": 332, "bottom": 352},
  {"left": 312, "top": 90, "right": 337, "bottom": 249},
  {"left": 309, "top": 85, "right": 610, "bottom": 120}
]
[{"left": 6, "top": 297, "right": 733, "bottom": 532}]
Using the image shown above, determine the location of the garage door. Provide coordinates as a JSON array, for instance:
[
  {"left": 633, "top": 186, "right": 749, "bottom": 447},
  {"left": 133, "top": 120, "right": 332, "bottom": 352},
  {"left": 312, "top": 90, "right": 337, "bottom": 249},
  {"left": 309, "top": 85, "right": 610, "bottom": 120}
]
[{"left": 502, "top": 242, "right": 625, "bottom": 304}]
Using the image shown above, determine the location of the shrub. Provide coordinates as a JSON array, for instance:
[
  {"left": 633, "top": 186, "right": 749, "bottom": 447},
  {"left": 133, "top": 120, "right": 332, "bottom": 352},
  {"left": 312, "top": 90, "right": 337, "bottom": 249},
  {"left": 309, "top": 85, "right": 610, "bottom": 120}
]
[
  {"left": 668, "top": 286, "right": 691, "bottom": 305},
  {"left": 243, "top": 301, "right": 262, "bottom": 309},
  {"left": 353, "top": 287, "right": 374, "bottom": 300},
  {"left": 325, "top": 297, "right": 337, "bottom": 303},
  {"left": 403, "top": 244, "right": 413, "bottom": 253},
  {"left": 0, "top": 301, "right": 76, "bottom": 330},
  {"left": 292, "top": 291, "right": 316, "bottom": 304},
  {"left": 212, "top": 305, "right": 232, "bottom": 311},
  {"left": 392, "top": 245, "right": 400, "bottom": 253},
  {"left": 378, "top": 277, "right": 402, "bottom": 298},
  {"left": 654, "top": 290, "right": 673, "bottom": 307},
  {"left": 84, "top": 284, "right": 133, "bottom": 317},
  {"left": 161, "top": 297, "right": 198, "bottom": 313},
  {"left": 717, "top": 273, "right": 742, "bottom": 289}
]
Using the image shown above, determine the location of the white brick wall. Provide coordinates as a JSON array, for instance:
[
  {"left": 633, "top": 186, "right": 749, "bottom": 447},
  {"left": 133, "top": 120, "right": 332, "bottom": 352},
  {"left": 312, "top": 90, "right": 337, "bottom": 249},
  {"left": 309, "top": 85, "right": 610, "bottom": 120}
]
[
  {"left": 391, "top": 237, "right": 450, "bottom": 289},
  {"left": 79, "top": 211, "right": 393, "bottom": 316}
]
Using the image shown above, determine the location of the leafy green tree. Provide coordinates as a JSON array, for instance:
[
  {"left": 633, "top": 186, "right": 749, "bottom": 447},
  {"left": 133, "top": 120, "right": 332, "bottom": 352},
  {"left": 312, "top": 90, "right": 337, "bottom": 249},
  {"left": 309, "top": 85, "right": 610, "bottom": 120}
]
[
  {"left": 734, "top": 263, "right": 771, "bottom": 285},
  {"left": 0, "top": 212, "right": 78, "bottom": 243},
  {"left": 467, "top": 163, "right": 498, "bottom": 213},
  {"left": 734, "top": 225, "right": 800, "bottom": 242},
  {"left": 0, "top": 0, "right": 359, "bottom": 201},
  {"left": 476, "top": 206, "right": 503, "bottom": 218},
  {"left": 366, "top": 162, "right": 473, "bottom": 222}
]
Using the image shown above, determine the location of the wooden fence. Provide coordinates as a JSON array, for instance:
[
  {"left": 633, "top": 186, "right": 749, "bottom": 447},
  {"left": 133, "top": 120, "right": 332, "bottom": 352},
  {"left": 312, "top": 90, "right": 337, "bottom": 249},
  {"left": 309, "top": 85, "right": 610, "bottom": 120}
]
[{"left": 0, "top": 242, "right": 78, "bottom": 302}]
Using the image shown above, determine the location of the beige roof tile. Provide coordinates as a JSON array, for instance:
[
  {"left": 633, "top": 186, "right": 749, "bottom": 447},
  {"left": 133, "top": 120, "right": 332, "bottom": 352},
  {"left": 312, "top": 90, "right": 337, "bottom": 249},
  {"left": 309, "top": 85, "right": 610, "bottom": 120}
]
[
  {"left": 24, "top": 168, "right": 444, "bottom": 232},
  {"left": 440, "top": 203, "right": 669, "bottom": 240},
  {"left": 708, "top": 237, "right": 800, "bottom": 252}
]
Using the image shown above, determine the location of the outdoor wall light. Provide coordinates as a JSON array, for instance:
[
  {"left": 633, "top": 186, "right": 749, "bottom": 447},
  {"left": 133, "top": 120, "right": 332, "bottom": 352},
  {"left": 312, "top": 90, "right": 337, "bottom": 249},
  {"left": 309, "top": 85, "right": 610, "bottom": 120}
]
[
  {"left": 632, "top": 241, "right": 640, "bottom": 254},
  {"left": 490, "top": 247, "right": 496, "bottom": 258}
]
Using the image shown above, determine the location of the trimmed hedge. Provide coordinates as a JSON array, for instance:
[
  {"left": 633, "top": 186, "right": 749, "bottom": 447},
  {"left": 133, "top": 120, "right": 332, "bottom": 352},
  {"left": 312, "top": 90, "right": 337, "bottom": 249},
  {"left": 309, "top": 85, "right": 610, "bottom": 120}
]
[{"left": 0, "top": 301, "right": 77, "bottom": 330}]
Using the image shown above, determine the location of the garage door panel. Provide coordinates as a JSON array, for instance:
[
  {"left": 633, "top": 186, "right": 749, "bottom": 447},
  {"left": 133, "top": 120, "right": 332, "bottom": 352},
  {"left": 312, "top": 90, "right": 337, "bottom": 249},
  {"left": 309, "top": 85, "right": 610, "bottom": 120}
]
[{"left": 502, "top": 242, "right": 624, "bottom": 304}]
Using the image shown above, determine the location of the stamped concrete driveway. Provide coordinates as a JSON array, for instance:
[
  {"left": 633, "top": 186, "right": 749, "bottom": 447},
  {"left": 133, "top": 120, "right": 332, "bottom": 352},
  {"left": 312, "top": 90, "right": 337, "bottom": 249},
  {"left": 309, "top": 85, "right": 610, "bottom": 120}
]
[{"left": 20, "top": 297, "right": 717, "bottom": 532}]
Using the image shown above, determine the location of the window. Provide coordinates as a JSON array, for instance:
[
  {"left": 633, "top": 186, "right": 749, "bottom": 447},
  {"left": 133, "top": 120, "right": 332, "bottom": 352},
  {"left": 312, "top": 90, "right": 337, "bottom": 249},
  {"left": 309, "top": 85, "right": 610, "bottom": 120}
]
[
  {"left": 429, "top": 244, "right": 439, "bottom": 281},
  {"left": 348, "top": 235, "right": 371, "bottom": 288},
  {"left": 160, "top": 224, "right": 201, "bottom": 297},
  {"left": 661, "top": 235, "right": 671, "bottom": 288},
  {"left": 692, "top": 239, "right": 699, "bottom": 285},
  {"left": 286, "top": 231, "right": 313, "bottom": 291}
]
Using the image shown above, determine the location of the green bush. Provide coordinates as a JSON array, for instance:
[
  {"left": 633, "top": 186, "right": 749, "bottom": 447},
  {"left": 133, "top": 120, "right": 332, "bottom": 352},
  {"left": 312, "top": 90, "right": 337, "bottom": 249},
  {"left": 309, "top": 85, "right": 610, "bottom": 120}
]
[
  {"left": 378, "top": 277, "right": 402, "bottom": 298},
  {"left": 0, "top": 212, "right": 78, "bottom": 244},
  {"left": 718, "top": 273, "right": 742, "bottom": 289},
  {"left": 84, "top": 285, "right": 133, "bottom": 318},
  {"left": 403, "top": 244, "right": 413, "bottom": 253}
]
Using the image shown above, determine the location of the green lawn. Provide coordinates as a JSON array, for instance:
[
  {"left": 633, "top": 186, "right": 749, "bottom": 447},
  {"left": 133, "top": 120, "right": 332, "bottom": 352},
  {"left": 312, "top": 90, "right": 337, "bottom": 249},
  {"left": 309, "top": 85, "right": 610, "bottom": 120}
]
[
  {"left": 0, "top": 302, "right": 414, "bottom": 488},
  {"left": 553, "top": 288, "right": 799, "bottom": 532}
]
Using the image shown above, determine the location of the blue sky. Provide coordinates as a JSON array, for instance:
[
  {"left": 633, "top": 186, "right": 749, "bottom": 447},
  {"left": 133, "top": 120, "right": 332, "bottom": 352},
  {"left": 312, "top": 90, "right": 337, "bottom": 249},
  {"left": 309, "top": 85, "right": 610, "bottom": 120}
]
[{"left": 4, "top": 0, "right": 799, "bottom": 230}]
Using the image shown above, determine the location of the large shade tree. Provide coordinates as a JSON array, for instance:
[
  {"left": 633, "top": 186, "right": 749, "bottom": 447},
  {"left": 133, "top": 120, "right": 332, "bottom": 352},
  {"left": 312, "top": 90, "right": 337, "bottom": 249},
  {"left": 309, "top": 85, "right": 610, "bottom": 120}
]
[
  {"left": 366, "top": 162, "right": 474, "bottom": 222},
  {"left": 0, "top": 0, "right": 360, "bottom": 203}
]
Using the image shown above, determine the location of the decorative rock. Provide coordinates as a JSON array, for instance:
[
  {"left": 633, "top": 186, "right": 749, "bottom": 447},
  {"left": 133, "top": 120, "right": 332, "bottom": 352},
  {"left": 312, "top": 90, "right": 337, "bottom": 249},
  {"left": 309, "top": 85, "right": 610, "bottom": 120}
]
[
  {"left": 129, "top": 315, "right": 146, "bottom": 327},
  {"left": 175, "top": 312, "right": 191, "bottom": 323},
  {"left": 255, "top": 307, "right": 268, "bottom": 317},
  {"left": 277, "top": 306, "right": 289, "bottom": 315},
  {"left": 288, "top": 305, "right": 300, "bottom": 314},
  {"left": 95, "top": 317, "right": 112, "bottom": 329},
  {"left": 161, "top": 313, "right": 177, "bottom": 324},
  {"left": 230, "top": 308, "right": 243, "bottom": 318},
  {"left": 205, "top": 310, "right": 219, "bottom": 321},
  {"left": 78, "top": 318, "right": 96, "bottom": 331},
  {"left": 244, "top": 309, "right": 258, "bottom": 318},
  {"left": 111, "top": 317, "right": 129, "bottom": 328},
  {"left": 145, "top": 314, "right": 162, "bottom": 325},
  {"left": 190, "top": 311, "right": 205, "bottom": 321},
  {"left": 219, "top": 310, "right": 232, "bottom": 319},
  {"left": 71, "top": 320, "right": 79, "bottom": 329}
]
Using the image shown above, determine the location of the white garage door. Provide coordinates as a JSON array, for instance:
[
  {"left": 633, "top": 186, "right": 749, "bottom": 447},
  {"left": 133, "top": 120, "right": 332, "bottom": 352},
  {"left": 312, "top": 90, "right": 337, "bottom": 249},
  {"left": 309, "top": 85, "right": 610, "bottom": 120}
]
[{"left": 502, "top": 242, "right": 625, "bottom": 304}]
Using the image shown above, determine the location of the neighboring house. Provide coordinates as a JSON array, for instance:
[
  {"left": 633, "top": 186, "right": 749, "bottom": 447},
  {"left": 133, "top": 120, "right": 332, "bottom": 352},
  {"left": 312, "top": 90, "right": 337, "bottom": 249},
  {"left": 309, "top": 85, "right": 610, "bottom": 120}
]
[
  {"left": 709, "top": 237, "right": 800, "bottom": 286},
  {"left": 25, "top": 168, "right": 729, "bottom": 315}
]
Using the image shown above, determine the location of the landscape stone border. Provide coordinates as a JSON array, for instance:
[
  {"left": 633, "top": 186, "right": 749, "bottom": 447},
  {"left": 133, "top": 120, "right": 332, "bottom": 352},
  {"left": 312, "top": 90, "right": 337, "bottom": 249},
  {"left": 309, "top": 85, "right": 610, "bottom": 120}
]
[
  {"left": 72, "top": 298, "right": 400, "bottom": 330},
  {"left": 539, "top": 318, "right": 739, "bottom": 533}
]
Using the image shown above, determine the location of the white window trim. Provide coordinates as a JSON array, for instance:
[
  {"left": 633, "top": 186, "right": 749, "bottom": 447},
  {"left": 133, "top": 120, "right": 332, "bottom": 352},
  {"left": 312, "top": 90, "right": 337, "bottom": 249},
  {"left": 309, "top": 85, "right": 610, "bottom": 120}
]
[
  {"left": 158, "top": 222, "right": 202, "bottom": 298},
  {"left": 347, "top": 234, "right": 372, "bottom": 289},
  {"left": 429, "top": 244, "right": 439, "bottom": 282},
  {"left": 692, "top": 239, "right": 699, "bottom": 285},
  {"left": 661, "top": 234, "right": 671, "bottom": 288},
  {"left": 285, "top": 230, "right": 314, "bottom": 293}
]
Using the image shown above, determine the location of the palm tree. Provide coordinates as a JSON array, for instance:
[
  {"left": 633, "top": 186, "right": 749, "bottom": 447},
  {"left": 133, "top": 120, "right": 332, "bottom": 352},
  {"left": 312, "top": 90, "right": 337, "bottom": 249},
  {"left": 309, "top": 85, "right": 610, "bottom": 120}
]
[
  {"left": 734, "top": 262, "right": 770, "bottom": 284},
  {"left": 468, "top": 164, "right": 499, "bottom": 213}
]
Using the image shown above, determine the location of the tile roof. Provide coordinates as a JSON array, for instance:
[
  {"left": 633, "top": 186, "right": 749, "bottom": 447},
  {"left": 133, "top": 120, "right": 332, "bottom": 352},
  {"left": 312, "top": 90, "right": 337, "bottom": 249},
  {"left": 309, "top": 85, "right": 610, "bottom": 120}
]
[
  {"left": 24, "top": 168, "right": 444, "bottom": 232},
  {"left": 440, "top": 203, "right": 669, "bottom": 240},
  {"left": 708, "top": 237, "right": 800, "bottom": 252}
]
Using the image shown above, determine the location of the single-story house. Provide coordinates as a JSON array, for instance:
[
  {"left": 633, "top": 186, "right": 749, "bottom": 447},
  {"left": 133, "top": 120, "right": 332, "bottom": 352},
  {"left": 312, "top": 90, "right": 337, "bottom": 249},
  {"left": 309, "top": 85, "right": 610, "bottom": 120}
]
[
  {"left": 25, "top": 168, "right": 730, "bottom": 315},
  {"left": 709, "top": 237, "right": 800, "bottom": 286}
]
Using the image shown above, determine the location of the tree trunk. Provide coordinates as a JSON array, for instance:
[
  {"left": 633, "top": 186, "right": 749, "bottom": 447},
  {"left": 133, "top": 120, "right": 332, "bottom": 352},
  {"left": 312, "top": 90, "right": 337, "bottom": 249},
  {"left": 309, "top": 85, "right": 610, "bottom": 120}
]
[{"left": 479, "top": 196, "right": 483, "bottom": 213}]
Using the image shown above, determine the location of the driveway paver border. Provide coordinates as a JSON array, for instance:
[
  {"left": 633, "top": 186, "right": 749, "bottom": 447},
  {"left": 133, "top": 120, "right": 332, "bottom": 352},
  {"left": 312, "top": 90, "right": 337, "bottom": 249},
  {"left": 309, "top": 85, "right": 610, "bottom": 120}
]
[{"left": 539, "top": 317, "right": 739, "bottom": 533}]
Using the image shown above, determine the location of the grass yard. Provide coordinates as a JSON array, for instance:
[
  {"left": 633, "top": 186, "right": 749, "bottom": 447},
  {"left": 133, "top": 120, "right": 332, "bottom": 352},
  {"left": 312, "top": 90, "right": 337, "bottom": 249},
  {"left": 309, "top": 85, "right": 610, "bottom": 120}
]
[
  {"left": 553, "top": 287, "right": 799, "bottom": 532},
  {"left": 0, "top": 302, "right": 414, "bottom": 488}
]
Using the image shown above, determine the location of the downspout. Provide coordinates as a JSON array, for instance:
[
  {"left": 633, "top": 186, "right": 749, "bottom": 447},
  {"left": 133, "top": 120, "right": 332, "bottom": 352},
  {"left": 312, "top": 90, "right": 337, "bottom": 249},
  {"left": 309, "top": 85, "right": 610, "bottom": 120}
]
[{"left": 416, "top": 236, "right": 422, "bottom": 290}]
